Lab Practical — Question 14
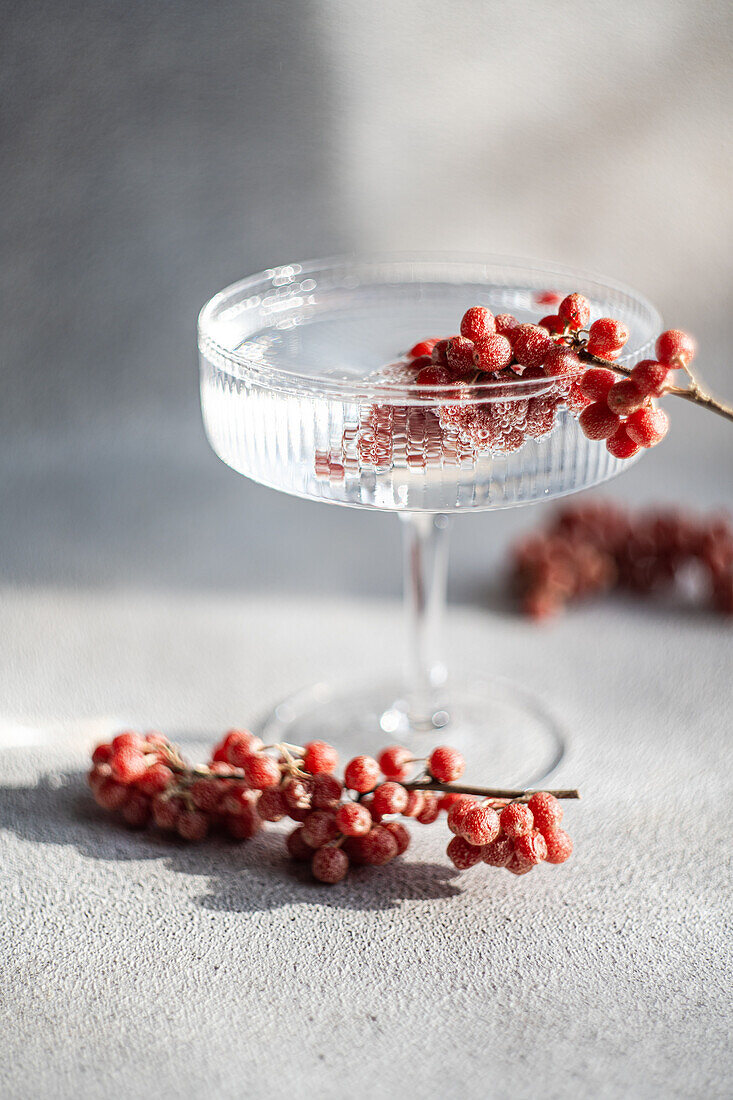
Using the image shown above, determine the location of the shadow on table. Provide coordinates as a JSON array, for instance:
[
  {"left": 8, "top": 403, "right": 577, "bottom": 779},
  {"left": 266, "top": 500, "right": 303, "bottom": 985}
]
[{"left": 0, "top": 771, "right": 463, "bottom": 911}]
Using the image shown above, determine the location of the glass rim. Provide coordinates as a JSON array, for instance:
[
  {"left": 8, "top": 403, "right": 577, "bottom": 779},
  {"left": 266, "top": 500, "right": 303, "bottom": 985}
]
[{"left": 197, "top": 252, "right": 662, "bottom": 402}]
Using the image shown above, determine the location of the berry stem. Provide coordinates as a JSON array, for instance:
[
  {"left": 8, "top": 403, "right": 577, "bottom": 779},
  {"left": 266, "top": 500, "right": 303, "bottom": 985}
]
[
  {"left": 403, "top": 780, "right": 580, "bottom": 800},
  {"left": 578, "top": 350, "right": 733, "bottom": 424}
]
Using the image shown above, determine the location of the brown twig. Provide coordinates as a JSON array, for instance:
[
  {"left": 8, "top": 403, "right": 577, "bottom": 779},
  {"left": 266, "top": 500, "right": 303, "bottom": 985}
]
[{"left": 403, "top": 780, "right": 580, "bottom": 801}]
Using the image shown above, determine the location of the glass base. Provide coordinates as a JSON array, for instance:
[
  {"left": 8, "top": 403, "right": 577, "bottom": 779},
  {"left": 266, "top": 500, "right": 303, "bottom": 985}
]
[{"left": 257, "top": 675, "right": 565, "bottom": 788}]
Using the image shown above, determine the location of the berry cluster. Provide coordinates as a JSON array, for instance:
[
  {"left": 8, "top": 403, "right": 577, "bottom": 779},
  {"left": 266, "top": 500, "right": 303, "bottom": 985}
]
[
  {"left": 88, "top": 733, "right": 578, "bottom": 885},
  {"left": 445, "top": 790, "right": 573, "bottom": 876},
  {"left": 316, "top": 294, "right": 715, "bottom": 480},
  {"left": 512, "top": 500, "right": 733, "bottom": 618}
]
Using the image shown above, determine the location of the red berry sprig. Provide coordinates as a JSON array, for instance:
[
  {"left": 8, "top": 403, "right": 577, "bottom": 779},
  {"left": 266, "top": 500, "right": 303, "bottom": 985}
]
[
  {"left": 316, "top": 296, "right": 732, "bottom": 481},
  {"left": 511, "top": 500, "right": 733, "bottom": 619},
  {"left": 88, "top": 733, "right": 580, "bottom": 885}
]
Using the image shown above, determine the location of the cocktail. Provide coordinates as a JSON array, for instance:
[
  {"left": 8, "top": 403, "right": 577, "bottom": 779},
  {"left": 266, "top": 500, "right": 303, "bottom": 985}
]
[{"left": 198, "top": 255, "right": 660, "bottom": 783}]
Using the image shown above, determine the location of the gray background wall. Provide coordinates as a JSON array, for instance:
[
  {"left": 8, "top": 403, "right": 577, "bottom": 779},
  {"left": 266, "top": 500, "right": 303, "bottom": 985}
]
[{"left": 2, "top": 0, "right": 731, "bottom": 600}]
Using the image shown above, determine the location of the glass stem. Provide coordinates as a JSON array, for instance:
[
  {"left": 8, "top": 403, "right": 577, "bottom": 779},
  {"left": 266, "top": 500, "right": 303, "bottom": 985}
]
[{"left": 399, "top": 512, "right": 451, "bottom": 729}]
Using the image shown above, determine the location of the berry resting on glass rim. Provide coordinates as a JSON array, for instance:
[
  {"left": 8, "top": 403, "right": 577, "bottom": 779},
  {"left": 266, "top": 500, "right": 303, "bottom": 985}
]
[
  {"left": 87, "top": 732, "right": 580, "bottom": 885},
  {"left": 315, "top": 286, "right": 732, "bottom": 484}
]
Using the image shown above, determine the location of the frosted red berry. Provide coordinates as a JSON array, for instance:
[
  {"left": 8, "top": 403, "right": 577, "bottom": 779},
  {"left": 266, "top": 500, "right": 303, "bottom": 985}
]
[
  {"left": 607, "top": 380, "right": 645, "bottom": 414},
  {"left": 241, "top": 753, "right": 281, "bottom": 790},
  {"left": 417, "top": 366, "right": 454, "bottom": 386},
  {"left": 371, "top": 781, "right": 409, "bottom": 816},
  {"left": 461, "top": 804, "right": 500, "bottom": 846},
  {"left": 152, "top": 794, "right": 181, "bottom": 830},
  {"left": 494, "top": 313, "right": 518, "bottom": 337},
  {"left": 481, "top": 835, "right": 515, "bottom": 867},
  {"left": 586, "top": 317, "right": 629, "bottom": 358},
  {"left": 92, "top": 743, "right": 112, "bottom": 765},
  {"left": 335, "top": 802, "right": 372, "bottom": 837},
  {"left": 135, "top": 762, "right": 174, "bottom": 796},
  {"left": 527, "top": 792, "right": 563, "bottom": 834},
  {"left": 473, "top": 332, "right": 513, "bottom": 372},
  {"left": 110, "top": 746, "right": 148, "bottom": 784},
  {"left": 558, "top": 293, "right": 591, "bottom": 331},
  {"left": 506, "top": 853, "right": 534, "bottom": 875},
  {"left": 311, "top": 773, "right": 343, "bottom": 811},
  {"left": 447, "top": 796, "right": 477, "bottom": 836},
  {"left": 578, "top": 402, "right": 620, "bottom": 440},
  {"left": 257, "top": 786, "right": 288, "bottom": 822},
  {"left": 377, "top": 745, "right": 412, "bottom": 781},
  {"left": 500, "top": 802, "right": 534, "bottom": 838},
  {"left": 446, "top": 835, "right": 482, "bottom": 870},
  {"left": 514, "top": 829, "right": 548, "bottom": 864},
  {"left": 286, "top": 826, "right": 312, "bottom": 861},
  {"left": 301, "top": 810, "right": 339, "bottom": 849},
  {"left": 416, "top": 793, "right": 440, "bottom": 825},
  {"left": 542, "top": 346, "right": 581, "bottom": 378},
  {"left": 383, "top": 821, "right": 411, "bottom": 855},
  {"left": 511, "top": 324, "right": 554, "bottom": 369},
  {"left": 122, "top": 791, "right": 151, "bottom": 828},
  {"left": 606, "top": 425, "right": 641, "bottom": 459},
  {"left": 579, "top": 367, "right": 617, "bottom": 402},
  {"left": 625, "top": 405, "right": 669, "bottom": 448},
  {"left": 430, "top": 339, "right": 450, "bottom": 366},
  {"left": 112, "top": 731, "right": 144, "bottom": 752},
  {"left": 302, "top": 740, "right": 339, "bottom": 775},
  {"left": 177, "top": 809, "right": 209, "bottom": 841},
  {"left": 226, "top": 806, "right": 261, "bottom": 839},
  {"left": 460, "top": 306, "right": 495, "bottom": 343},
  {"left": 539, "top": 314, "right": 564, "bottom": 336},
  {"left": 446, "top": 336, "right": 476, "bottom": 376},
  {"left": 362, "top": 825, "right": 399, "bottom": 865},
  {"left": 428, "top": 745, "right": 465, "bottom": 783},
  {"left": 344, "top": 755, "right": 380, "bottom": 793},
  {"left": 94, "top": 778, "right": 129, "bottom": 811},
  {"left": 631, "top": 359, "right": 670, "bottom": 397},
  {"left": 312, "top": 846, "right": 349, "bottom": 884},
  {"left": 655, "top": 329, "right": 696, "bottom": 367},
  {"left": 408, "top": 338, "right": 439, "bottom": 359},
  {"left": 543, "top": 828, "right": 574, "bottom": 863},
  {"left": 402, "top": 790, "right": 425, "bottom": 818}
]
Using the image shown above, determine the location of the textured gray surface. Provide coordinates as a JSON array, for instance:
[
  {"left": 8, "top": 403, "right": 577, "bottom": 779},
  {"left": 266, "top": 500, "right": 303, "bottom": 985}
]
[{"left": 1, "top": 591, "right": 732, "bottom": 1100}]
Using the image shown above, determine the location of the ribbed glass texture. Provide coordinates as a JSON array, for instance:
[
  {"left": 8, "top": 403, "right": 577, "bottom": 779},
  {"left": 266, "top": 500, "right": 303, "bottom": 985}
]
[{"left": 198, "top": 256, "right": 660, "bottom": 512}]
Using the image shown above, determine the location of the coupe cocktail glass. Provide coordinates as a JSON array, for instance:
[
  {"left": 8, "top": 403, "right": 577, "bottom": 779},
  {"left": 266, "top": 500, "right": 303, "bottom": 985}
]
[{"left": 198, "top": 256, "right": 660, "bottom": 784}]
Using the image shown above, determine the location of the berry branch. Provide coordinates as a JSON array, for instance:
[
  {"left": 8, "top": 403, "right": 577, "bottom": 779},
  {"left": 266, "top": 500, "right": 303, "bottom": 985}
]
[{"left": 88, "top": 733, "right": 578, "bottom": 883}]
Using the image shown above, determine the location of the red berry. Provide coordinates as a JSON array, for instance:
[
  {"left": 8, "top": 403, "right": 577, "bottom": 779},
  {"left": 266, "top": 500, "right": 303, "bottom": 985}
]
[
  {"left": 446, "top": 336, "right": 476, "bottom": 376},
  {"left": 430, "top": 339, "right": 450, "bottom": 366},
  {"left": 225, "top": 806, "right": 261, "bottom": 839},
  {"left": 416, "top": 793, "right": 440, "bottom": 825},
  {"left": 94, "top": 778, "right": 129, "bottom": 811},
  {"left": 377, "top": 745, "right": 412, "bottom": 781},
  {"left": 177, "top": 809, "right": 209, "bottom": 841},
  {"left": 152, "top": 793, "right": 182, "bottom": 830},
  {"left": 514, "top": 829, "right": 548, "bottom": 864},
  {"left": 281, "top": 775, "right": 314, "bottom": 811},
  {"left": 558, "top": 293, "right": 591, "bottom": 331},
  {"left": 542, "top": 346, "right": 581, "bottom": 377},
  {"left": 506, "top": 853, "right": 534, "bottom": 875},
  {"left": 220, "top": 785, "right": 257, "bottom": 817},
  {"left": 473, "top": 333, "right": 513, "bottom": 372},
  {"left": 302, "top": 740, "right": 339, "bottom": 775},
  {"left": 586, "top": 317, "right": 629, "bottom": 358},
  {"left": 382, "top": 821, "right": 411, "bottom": 855},
  {"left": 344, "top": 755, "right": 380, "bottom": 793},
  {"left": 631, "top": 359, "right": 670, "bottom": 397},
  {"left": 224, "top": 729, "right": 264, "bottom": 766},
  {"left": 625, "top": 405, "right": 669, "bottom": 448},
  {"left": 189, "top": 777, "right": 223, "bottom": 812},
  {"left": 241, "top": 753, "right": 281, "bottom": 790},
  {"left": 416, "top": 366, "right": 454, "bottom": 386},
  {"left": 527, "top": 792, "right": 563, "bottom": 834},
  {"left": 402, "top": 790, "right": 425, "bottom": 818},
  {"left": 301, "top": 810, "right": 339, "bottom": 849},
  {"left": 461, "top": 805, "right": 500, "bottom": 846},
  {"left": 112, "top": 731, "right": 144, "bottom": 752},
  {"left": 447, "top": 796, "right": 478, "bottom": 836},
  {"left": 606, "top": 425, "right": 641, "bottom": 460},
  {"left": 311, "top": 773, "right": 343, "bottom": 811},
  {"left": 481, "top": 835, "right": 515, "bottom": 867},
  {"left": 110, "top": 747, "right": 148, "bottom": 784},
  {"left": 655, "top": 329, "right": 696, "bottom": 367},
  {"left": 511, "top": 324, "right": 554, "bottom": 369},
  {"left": 578, "top": 401, "right": 620, "bottom": 441},
  {"left": 500, "top": 802, "right": 534, "bottom": 838},
  {"left": 539, "top": 314, "right": 564, "bottom": 336},
  {"left": 579, "top": 367, "right": 617, "bottom": 402},
  {"left": 362, "top": 825, "right": 399, "bottom": 865},
  {"left": 544, "top": 828, "right": 574, "bottom": 864},
  {"left": 408, "top": 338, "right": 439, "bottom": 359},
  {"left": 311, "top": 846, "right": 349, "bottom": 883},
  {"left": 135, "top": 762, "right": 174, "bottom": 796},
  {"left": 257, "top": 786, "right": 287, "bottom": 822},
  {"left": 428, "top": 746, "right": 465, "bottom": 783},
  {"left": 606, "top": 379, "right": 645, "bottom": 415},
  {"left": 92, "top": 743, "right": 112, "bottom": 765},
  {"left": 438, "top": 791, "right": 468, "bottom": 813},
  {"left": 495, "top": 313, "right": 518, "bottom": 337},
  {"left": 122, "top": 791, "right": 151, "bottom": 828},
  {"left": 286, "top": 826, "right": 312, "bottom": 861},
  {"left": 335, "top": 802, "right": 372, "bottom": 837},
  {"left": 371, "top": 781, "right": 409, "bottom": 816},
  {"left": 446, "top": 835, "right": 482, "bottom": 870},
  {"left": 460, "top": 306, "right": 495, "bottom": 342}
]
